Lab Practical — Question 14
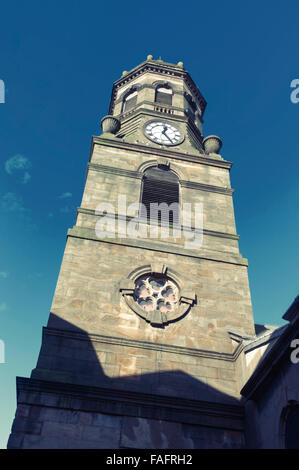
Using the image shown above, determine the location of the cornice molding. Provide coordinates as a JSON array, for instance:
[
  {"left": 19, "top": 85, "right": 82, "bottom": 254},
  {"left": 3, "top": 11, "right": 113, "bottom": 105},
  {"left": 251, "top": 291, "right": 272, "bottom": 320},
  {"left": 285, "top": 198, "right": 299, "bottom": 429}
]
[
  {"left": 91, "top": 135, "right": 232, "bottom": 170},
  {"left": 243, "top": 325, "right": 286, "bottom": 353},
  {"left": 16, "top": 376, "right": 243, "bottom": 429},
  {"left": 119, "top": 106, "right": 187, "bottom": 124},
  {"left": 118, "top": 100, "right": 186, "bottom": 120},
  {"left": 88, "top": 162, "right": 142, "bottom": 179},
  {"left": 109, "top": 60, "right": 207, "bottom": 115},
  {"left": 87, "top": 162, "right": 234, "bottom": 195},
  {"left": 118, "top": 105, "right": 186, "bottom": 123},
  {"left": 67, "top": 226, "right": 247, "bottom": 266},
  {"left": 77, "top": 207, "right": 240, "bottom": 241},
  {"left": 241, "top": 318, "right": 299, "bottom": 400},
  {"left": 180, "top": 180, "right": 234, "bottom": 195},
  {"left": 43, "top": 326, "right": 243, "bottom": 363}
]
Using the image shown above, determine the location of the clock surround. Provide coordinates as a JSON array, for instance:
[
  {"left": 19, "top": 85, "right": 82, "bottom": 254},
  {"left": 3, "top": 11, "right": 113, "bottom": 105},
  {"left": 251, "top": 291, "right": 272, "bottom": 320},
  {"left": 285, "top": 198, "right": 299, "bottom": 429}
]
[{"left": 143, "top": 119, "right": 184, "bottom": 146}]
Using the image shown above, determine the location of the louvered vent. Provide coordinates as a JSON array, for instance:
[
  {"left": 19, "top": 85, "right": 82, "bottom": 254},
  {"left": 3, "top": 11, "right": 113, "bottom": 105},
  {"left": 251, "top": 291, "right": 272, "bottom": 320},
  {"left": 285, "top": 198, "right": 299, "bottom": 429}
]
[{"left": 141, "top": 167, "right": 180, "bottom": 225}]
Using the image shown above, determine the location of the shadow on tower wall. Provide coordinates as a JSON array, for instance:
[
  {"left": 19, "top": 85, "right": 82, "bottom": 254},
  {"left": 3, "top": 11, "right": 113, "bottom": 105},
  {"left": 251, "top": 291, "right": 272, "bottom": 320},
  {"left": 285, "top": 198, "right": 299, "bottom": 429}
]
[{"left": 8, "top": 313, "right": 246, "bottom": 449}]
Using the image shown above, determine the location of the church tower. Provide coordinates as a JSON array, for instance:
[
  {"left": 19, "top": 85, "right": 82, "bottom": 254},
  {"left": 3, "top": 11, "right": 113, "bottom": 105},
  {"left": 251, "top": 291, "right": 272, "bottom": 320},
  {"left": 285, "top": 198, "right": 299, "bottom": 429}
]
[{"left": 8, "top": 56, "right": 256, "bottom": 449}]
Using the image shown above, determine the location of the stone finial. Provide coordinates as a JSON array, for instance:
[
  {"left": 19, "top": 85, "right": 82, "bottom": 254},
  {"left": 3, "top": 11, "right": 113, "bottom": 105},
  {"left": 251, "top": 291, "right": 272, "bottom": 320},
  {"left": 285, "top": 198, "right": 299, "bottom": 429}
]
[
  {"left": 101, "top": 115, "right": 120, "bottom": 135},
  {"left": 147, "top": 54, "right": 153, "bottom": 60},
  {"left": 177, "top": 61, "right": 184, "bottom": 68},
  {"left": 202, "top": 135, "right": 222, "bottom": 155},
  {"left": 122, "top": 71, "right": 128, "bottom": 76}
]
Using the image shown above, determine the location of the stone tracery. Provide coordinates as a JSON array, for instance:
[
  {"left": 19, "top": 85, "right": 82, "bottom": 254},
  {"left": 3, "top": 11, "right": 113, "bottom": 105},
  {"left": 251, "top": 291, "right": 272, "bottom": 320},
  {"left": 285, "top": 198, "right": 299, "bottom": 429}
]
[{"left": 134, "top": 274, "right": 178, "bottom": 314}]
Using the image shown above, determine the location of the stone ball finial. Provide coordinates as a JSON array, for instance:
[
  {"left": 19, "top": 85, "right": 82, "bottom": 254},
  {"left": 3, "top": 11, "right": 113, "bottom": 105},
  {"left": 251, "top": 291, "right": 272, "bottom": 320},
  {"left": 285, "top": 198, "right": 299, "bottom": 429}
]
[
  {"left": 202, "top": 135, "right": 222, "bottom": 155},
  {"left": 147, "top": 54, "right": 153, "bottom": 60},
  {"left": 177, "top": 61, "right": 184, "bottom": 68},
  {"left": 101, "top": 115, "right": 120, "bottom": 135},
  {"left": 122, "top": 70, "right": 128, "bottom": 77}
]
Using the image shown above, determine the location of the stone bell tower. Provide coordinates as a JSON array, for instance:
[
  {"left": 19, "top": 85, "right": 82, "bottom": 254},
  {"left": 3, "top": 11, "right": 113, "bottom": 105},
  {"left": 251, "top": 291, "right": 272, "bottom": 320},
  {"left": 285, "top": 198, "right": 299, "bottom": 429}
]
[{"left": 8, "top": 56, "right": 255, "bottom": 449}]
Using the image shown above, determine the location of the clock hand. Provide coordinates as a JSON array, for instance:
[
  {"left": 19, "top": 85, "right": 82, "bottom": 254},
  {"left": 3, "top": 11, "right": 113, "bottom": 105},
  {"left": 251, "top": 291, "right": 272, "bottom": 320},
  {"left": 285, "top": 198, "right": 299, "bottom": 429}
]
[{"left": 162, "top": 126, "right": 173, "bottom": 143}]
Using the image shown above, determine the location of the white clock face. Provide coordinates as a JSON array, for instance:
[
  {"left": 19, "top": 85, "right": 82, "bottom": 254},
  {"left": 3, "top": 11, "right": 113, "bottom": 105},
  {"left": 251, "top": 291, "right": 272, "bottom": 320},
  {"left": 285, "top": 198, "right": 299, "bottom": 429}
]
[{"left": 145, "top": 121, "right": 182, "bottom": 146}]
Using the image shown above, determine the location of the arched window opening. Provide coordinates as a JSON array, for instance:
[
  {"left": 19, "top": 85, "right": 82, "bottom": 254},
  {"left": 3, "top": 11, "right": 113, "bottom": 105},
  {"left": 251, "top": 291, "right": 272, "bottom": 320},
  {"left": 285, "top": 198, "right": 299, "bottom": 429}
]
[
  {"left": 155, "top": 85, "right": 173, "bottom": 106},
  {"left": 285, "top": 405, "right": 299, "bottom": 449},
  {"left": 185, "top": 93, "right": 197, "bottom": 117},
  {"left": 140, "top": 166, "right": 180, "bottom": 225},
  {"left": 122, "top": 90, "right": 137, "bottom": 112}
]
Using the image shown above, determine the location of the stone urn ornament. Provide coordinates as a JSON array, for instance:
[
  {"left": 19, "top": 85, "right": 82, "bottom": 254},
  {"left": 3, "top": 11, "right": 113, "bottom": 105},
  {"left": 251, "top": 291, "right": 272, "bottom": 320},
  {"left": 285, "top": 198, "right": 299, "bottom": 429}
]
[
  {"left": 101, "top": 115, "right": 120, "bottom": 135},
  {"left": 203, "top": 135, "right": 222, "bottom": 155}
]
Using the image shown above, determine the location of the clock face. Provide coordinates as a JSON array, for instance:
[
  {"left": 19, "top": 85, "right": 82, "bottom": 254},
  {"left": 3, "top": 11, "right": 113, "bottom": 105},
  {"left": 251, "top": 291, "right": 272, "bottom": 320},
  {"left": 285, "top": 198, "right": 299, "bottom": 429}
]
[{"left": 144, "top": 121, "right": 182, "bottom": 146}]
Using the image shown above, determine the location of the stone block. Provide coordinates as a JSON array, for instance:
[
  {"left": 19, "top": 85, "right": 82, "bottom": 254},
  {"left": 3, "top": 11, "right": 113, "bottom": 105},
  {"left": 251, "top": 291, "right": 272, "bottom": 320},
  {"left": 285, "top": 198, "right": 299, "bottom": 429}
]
[
  {"left": 12, "top": 417, "right": 42, "bottom": 435},
  {"left": 6, "top": 433, "right": 24, "bottom": 449},
  {"left": 41, "top": 421, "right": 81, "bottom": 440},
  {"left": 22, "top": 434, "right": 71, "bottom": 449},
  {"left": 120, "top": 416, "right": 193, "bottom": 449},
  {"left": 91, "top": 412, "right": 122, "bottom": 428},
  {"left": 82, "top": 424, "right": 121, "bottom": 446}
]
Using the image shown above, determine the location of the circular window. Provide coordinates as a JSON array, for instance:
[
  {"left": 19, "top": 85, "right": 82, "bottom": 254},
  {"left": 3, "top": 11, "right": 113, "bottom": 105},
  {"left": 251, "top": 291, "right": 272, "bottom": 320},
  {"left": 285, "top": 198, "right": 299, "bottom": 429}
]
[
  {"left": 120, "top": 266, "right": 196, "bottom": 327},
  {"left": 134, "top": 274, "right": 178, "bottom": 314}
]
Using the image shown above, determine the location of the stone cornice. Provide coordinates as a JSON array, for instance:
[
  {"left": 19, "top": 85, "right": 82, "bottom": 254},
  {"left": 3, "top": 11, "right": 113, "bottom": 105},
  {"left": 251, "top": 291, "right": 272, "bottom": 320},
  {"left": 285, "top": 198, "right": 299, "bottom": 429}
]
[
  {"left": 43, "top": 326, "right": 244, "bottom": 363},
  {"left": 243, "top": 325, "right": 286, "bottom": 353},
  {"left": 118, "top": 106, "right": 187, "bottom": 125},
  {"left": 241, "top": 317, "right": 299, "bottom": 400},
  {"left": 180, "top": 180, "right": 234, "bottom": 195},
  {"left": 91, "top": 135, "right": 233, "bottom": 170},
  {"left": 16, "top": 376, "right": 243, "bottom": 430},
  {"left": 67, "top": 226, "right": 247, "bottom": 266},
  {"left": 109, "top": 60, "right": 207, "bottom": 115},
  {"left": 88, "top": 162, "right": 142, "bottom": 179},
  {"left": 87, "top": 162, "right": 234, "bottom": 195},
  {"left": 77, "top": 207, "right": 240, "bottom": 241}
]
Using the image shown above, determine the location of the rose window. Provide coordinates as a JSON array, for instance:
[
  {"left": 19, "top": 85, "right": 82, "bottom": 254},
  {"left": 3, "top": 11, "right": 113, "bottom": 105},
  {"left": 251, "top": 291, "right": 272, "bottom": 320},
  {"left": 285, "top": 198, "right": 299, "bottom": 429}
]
[
  {"left": 134, "top": 275, "right": 178, "bottom": 314},
  {"left": 120, "top": 266, "right": 196, "bottom": 326}
]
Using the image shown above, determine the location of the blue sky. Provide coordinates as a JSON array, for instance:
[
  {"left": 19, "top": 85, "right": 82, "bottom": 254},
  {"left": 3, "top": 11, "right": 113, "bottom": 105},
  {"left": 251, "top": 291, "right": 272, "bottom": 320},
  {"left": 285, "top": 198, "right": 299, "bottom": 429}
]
[{"left": 0, "top": 0, "right": 299, "bottom": 448}]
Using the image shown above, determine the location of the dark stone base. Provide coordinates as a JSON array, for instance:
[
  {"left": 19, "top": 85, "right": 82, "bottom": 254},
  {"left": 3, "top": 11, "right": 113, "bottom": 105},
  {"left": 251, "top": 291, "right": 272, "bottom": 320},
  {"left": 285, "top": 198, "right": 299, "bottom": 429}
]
[{"left": 7, "top": 377, "right": 245, "bottom": 449}]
